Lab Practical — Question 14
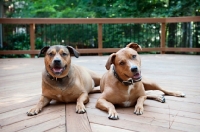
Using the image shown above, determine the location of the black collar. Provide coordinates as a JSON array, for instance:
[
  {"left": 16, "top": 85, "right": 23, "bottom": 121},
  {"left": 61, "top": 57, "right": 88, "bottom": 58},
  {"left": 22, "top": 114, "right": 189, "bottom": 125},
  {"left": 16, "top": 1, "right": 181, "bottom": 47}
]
[
  {"left": 46, "top": 70, "right": 68, "bottom": 82},
  {"left": 113, "top": 66, "right": 141, "bottom": 86}
]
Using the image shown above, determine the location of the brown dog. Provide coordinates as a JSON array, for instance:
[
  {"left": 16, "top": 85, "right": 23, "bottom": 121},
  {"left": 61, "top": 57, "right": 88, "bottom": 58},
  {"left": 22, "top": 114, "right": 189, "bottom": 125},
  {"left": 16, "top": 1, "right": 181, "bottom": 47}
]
[
  {"left": 96, "top": 43, "right": 185, "bottom": 120},
  {"left": 27, "top": 45, "right": 101, "bottom": 116}
]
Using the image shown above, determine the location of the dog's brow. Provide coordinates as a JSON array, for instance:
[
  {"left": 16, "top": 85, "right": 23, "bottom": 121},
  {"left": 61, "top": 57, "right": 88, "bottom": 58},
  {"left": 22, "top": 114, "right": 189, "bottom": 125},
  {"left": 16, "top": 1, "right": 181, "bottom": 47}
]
[
  {"left": 59, "top": 49, "right": 68, "bottom": 54},
  {"left": 48, "top": 49, "right": 56, "bottom": 54}
]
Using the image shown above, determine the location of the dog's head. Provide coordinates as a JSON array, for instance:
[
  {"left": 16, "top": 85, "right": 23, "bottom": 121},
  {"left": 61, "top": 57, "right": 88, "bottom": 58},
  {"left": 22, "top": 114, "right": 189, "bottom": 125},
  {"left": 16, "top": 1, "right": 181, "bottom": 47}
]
[
  {"left": 38, "top": 45, "right": 79, "bottom": 78},
  {"left": 105, "top": 42, "right": 142, "bottom": 82}
]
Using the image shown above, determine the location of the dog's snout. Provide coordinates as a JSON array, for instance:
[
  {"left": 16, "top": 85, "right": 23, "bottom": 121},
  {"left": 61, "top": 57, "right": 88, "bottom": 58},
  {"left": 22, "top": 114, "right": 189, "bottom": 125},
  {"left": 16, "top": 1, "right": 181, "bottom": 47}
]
[
  {"left": 131, "top": 66, "right": 138, "bottom": 72},
  {"left": 54, "top": 59, "right": 61, "bottom": 64}
]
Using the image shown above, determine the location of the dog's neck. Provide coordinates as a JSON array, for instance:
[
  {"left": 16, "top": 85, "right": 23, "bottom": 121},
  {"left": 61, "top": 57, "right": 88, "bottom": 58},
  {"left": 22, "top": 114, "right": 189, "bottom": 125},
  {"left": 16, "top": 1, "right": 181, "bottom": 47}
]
[
  {"left": 113, "top": 66, "right": 140, "bottom": 86},
  {"left": 46, "top": 70, "right": 69, "bottom": 82}
]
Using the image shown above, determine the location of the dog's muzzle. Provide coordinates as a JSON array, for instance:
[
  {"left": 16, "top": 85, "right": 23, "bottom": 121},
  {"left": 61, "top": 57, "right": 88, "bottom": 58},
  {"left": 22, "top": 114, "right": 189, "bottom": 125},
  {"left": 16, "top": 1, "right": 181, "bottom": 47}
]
[
  {"left": 113, "top": 66, "right": 142, "bottom": 86},
  {"left": 130, "top": 66, "right": 142, "bottom": 82},
  {"left": 50, "top": 59, "right": 67, "bottom": 75}
]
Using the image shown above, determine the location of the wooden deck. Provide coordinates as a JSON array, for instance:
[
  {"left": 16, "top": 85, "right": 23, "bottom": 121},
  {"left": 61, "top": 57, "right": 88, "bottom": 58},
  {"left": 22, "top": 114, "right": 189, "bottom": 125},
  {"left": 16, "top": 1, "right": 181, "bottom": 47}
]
[{"left": 0, "top": 54, "right": 200, "bottom": 132}]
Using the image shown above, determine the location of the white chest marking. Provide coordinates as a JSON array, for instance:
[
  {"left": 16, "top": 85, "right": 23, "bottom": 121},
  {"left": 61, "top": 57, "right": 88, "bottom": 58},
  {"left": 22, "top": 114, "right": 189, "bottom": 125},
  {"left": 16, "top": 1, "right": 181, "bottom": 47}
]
[
  {"left": 56, "top": 94, "right": 62, "bottom": 98},
  {"left": 127, "top": 84, "right": 134, "bottom": 95},
  {"left": 122, "top": 101, "right": 131, "bottom": 107},
  {"left": 122, "top": 85, "right": 134, "bottom": 107}
]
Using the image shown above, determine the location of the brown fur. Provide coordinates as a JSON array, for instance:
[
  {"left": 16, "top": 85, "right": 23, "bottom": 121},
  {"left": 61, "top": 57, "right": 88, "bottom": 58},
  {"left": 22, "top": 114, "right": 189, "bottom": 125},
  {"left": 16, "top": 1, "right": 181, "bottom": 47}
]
[
  {"left": 27, "top": 45, "right": 101, "bottom": 116},
  {"left": 96, "top": 42, "right": 185, "bottom": 120}
]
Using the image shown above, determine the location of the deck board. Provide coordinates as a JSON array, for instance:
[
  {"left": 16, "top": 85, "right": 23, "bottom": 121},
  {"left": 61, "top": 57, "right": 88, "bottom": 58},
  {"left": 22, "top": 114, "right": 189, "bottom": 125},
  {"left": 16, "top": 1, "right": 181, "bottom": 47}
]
[{"left": 0, "top": 54, "right": 200, "bottom": 132}]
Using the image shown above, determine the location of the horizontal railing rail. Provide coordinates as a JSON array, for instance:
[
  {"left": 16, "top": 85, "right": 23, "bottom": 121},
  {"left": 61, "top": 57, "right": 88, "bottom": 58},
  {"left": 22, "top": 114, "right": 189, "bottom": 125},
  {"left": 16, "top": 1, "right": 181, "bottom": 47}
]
[{"left": 0, "top": 16, "right": 200, "bottom": 57}]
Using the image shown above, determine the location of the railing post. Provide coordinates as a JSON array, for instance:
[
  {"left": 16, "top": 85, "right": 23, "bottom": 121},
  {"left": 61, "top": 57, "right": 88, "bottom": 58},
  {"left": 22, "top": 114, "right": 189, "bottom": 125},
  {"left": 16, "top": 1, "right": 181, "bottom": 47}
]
[
  {"left": 160, "top": 23, "right": 166, "bottom": 54},
  {"left": 30, "top": 23, "right": 35, "bottom": 58},
  {"left": 98, "top": 23, "right": 103, "bottom": 56}
]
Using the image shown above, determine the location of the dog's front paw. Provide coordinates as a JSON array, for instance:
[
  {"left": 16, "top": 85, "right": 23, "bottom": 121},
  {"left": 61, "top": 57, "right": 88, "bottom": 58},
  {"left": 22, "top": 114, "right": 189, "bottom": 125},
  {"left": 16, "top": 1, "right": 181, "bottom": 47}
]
[
  {"left": 108, "top": 109, "right": 119, "bottom": 120},
  {"left": 76, "top": 104, "right": 86, "bottom": 114},
  {"left": 27, "top": 107, "right": 42, "bottom": 116},
  {"left": 156, "top": 95, "right": 165, "bottom": 103},
  {"left": 134, "top": 105, "right": 144, "bottom": 115}
]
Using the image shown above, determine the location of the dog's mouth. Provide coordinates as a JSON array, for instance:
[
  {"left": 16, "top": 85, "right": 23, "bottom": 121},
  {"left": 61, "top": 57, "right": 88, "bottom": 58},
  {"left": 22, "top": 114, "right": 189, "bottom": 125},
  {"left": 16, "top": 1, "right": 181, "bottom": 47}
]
[
  {"left": 50, "top": 65, "right": 67, "bottom": 75},
  {"left": 131, "top": 72, "right": 142, "bottom": 82}
]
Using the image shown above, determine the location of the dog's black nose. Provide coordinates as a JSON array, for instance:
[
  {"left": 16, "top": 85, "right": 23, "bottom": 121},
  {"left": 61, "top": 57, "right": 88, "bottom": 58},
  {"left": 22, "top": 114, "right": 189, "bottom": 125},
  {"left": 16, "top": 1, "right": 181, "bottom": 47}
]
[
  {"left": 131, "top": 66, "right": 138, "bottom": 72},
  {"left": 54, "top": 59, "right": 61, "bottom": 64}
]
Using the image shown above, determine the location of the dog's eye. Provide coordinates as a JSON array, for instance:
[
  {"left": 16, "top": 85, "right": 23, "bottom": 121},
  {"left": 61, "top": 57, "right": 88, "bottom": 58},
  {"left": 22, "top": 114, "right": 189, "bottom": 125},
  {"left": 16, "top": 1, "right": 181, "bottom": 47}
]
[
  {"left": 48, "top": 52, "right": 53, "bottom": 56},
  {"left": 62, "top": 53, "right": 67, "bottom": 56},
  {"left": 132, "top": 55, "right": 137, "bottom": 59},
  {"left": 119, "top": 61, "right": 125, "bottom": 65}
]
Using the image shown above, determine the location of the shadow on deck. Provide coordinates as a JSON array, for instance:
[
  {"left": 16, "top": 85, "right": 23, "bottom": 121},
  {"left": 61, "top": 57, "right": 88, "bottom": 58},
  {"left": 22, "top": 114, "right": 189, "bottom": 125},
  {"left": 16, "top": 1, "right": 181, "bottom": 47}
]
[{"left": 0, "top": 55, "right": 200, "bottom": 132}]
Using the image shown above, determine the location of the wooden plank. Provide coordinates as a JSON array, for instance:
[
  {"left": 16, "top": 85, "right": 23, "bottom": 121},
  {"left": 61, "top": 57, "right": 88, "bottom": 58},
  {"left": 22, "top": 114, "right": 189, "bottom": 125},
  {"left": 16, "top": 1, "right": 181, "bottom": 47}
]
[
  {"left": 30, "top": 23, "right": 35, "bottom": 58},
  {"left": 0, "top": 48, "right": 200, "bottom": 55},
  {"left": 144, "top": 100, "right": 200, "bottom": 114},
  {"left": 66, "top": 104, "right": 92, "bottom": 132},
  {"left": 0, "top": 109, "right": 65, "bottom": 132},
  {"left": 0, "top": 103, "right": 64, "bottom": 127},
  {"left": 0, "top": 17, "right": 199, "bottom": 24},
  {"left": 0, "top": 18, "right": 165, "bottom": 24},
  {"left": 163, "top": 48, "right": 200, "bottom": 52},
  {"left": 0, "top": 96, "right": 39, "bottom": 113},
  {"left": 170, "top": 122, "right": 200, "bottom": 132},
  {"left": 0, "top": 55, "right": 199, "bottom": 132},
  {"left": 161, "top": 23, "right": 166, "bottom": 54},
  {"left": 45, "top": 125, "right": 66, "bottom": 132},
  {"left": 87, "top": 113, "right": 182, "bottom": 132},
  {"left": 165, "top": 16, "right": 200, "bottom": 23},
  {"left": 91, "top": 123, "right": 135, "bottom": 132},
  {"left": 98, "top": 23, "right": 103, "bottom": 56},
  {"left": 20, "top": 116, "right": 65, "bottom": 132},
  {"left": 86, "top": 107, "right": 170, "bottom": 127}
]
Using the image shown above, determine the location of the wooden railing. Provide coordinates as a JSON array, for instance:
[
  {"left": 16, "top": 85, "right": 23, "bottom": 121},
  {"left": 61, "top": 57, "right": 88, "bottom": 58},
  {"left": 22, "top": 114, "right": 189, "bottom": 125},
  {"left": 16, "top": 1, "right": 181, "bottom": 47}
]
[{"left": 0, "top": 16, "right": 200, "bottom": 57}]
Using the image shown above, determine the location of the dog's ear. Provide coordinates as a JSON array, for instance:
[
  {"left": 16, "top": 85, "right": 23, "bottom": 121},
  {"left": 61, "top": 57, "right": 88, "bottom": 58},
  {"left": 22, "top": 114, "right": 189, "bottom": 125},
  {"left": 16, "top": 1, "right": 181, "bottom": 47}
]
[
  {"left": 126, "top": 42, "right": 142, "bottom": 51},
  {"left": 38, "top": 46, "right": 50, "bottom": 58},
  {"left": 67, "top": 46, "right": 80, "bottom": 58},
  {"left": 105, "top": 53, "right": 116, "bottom": 70}
]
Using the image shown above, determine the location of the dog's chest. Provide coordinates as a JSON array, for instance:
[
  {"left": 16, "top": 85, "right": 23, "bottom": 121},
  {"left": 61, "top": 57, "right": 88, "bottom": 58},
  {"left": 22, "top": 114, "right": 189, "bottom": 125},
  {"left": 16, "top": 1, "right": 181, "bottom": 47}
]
[{"left": 122, "top": 84, "right": 135, "bottom": 107}]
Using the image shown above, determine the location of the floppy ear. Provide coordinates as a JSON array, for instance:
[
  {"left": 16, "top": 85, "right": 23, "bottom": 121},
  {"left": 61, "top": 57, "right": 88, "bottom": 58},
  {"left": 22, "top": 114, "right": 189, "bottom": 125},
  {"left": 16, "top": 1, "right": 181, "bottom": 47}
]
[
  {"left": 38, "top": 46, "right": 50, "bottom": 58},
  {"left": 67, "top": 46, "right": 80, "bottom": 58},
  {"left": 126, "top": 42, "right": 142, "bottom": 51},
  {"left": 105, "top": 53, "right": 116, "bottom": 70}
]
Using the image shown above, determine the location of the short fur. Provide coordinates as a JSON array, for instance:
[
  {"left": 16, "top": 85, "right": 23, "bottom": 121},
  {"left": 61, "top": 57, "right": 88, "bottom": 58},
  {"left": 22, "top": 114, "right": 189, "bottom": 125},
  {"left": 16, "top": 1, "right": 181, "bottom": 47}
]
[
  {"left": 27, "top": 45, "right": 101, "bottom": 116},
  {"left": 96, "top": 42, "right": 185, "bottom": 120}
]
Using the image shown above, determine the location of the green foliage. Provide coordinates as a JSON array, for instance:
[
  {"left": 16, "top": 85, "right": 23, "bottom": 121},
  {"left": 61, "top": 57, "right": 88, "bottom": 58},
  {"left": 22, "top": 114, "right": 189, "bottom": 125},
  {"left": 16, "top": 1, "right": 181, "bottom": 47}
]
[
  {"left": 2, "top": 0, "right": 200, "bottom": 57},
  {"left": 5, "top": 0, "right": 200, "bottom": 18},
  {"left": 0, "top": 33, "right": 30, "bottom": 58},
  {"left": 3, "top": 33, "right": 30, "bottom": 50}
]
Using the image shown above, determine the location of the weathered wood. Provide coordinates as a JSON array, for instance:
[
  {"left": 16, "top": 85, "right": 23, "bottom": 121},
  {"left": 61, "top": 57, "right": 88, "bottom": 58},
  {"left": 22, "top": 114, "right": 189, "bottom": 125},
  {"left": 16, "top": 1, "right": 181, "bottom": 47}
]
[
  {"left": 0, "top": 17, "right": 200, "bottom": 56},
  {"left": 0, "top": 55, "right": 200, "bottom": 132},
  {"left": 98, "top": 23, "right": 103, "bottom": 56},
  {"left": 91, "top": 123, "right": 135, "bottom": 132},
  {"left": 66, "top": 104, "right": 92, "bottom": 132},
  {"left": 0, "top": 48, "right": 200, "bottom": 55},
  {"left": 88, "top": 114, "right": 180, "bottom": 132},
  {"left": 161, "top": 23, "right": 166, "bottom": 54},
  {"left": 0, "top": 109, "right": 65, "bottom": 132},
  {"left": 30, "top": 23, "right": 35, "bottom": 58},
  {"left": 0, "top": 17, "right": 199, "bottom": 24}
]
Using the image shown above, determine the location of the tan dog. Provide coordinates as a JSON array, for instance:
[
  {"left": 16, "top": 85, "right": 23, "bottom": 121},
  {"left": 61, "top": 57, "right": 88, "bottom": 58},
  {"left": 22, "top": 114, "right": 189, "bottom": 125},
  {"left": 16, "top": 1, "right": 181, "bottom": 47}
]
[
  {"left": 96, "top": 43, "right": 185, "bottom": 120},
  {"left": 27, "top": 45, "right": 101, "bottom": 116}
]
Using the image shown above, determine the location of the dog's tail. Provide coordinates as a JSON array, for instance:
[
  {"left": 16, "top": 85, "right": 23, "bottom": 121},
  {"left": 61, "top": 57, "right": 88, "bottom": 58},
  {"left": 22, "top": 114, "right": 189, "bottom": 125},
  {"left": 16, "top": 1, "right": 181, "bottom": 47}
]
[{"left": 89, "top": 87, "right": 101, "bottom": 94}]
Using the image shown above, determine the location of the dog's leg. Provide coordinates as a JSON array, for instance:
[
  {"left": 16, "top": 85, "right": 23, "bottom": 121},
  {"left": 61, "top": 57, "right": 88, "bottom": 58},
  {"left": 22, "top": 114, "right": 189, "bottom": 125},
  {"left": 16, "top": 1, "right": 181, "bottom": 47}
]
[
  {"left": 134, "top": 96, "right": 146, "bottom": 115},
  {"left": 76, "top": 92, "right": 89, "bottom": 114},
  {"left": 142, "top": 78, "right": 185, "bottom": 97},
  {"left": 27, "top": 95, "right": 51, "bottom": 116},
  {"left": 145, "top": 90, "right": 165, "bottom": 103},
  {"left": 96, "top": 98, "right": 119, "bottom": 120}
]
